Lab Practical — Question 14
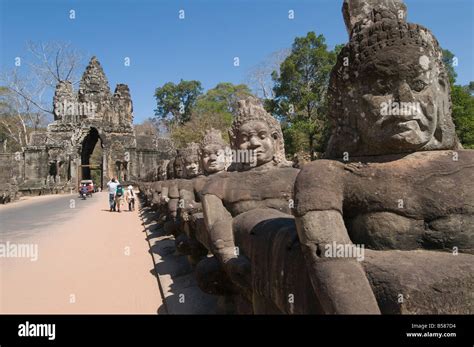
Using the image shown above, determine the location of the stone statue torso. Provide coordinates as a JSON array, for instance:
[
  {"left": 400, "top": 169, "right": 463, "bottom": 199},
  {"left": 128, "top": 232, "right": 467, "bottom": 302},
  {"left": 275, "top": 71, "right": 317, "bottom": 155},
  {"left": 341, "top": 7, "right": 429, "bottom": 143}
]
[
  {"left": 296, "top": 150, "right": 474, "bottom": 253},
  {"left": 202, "top": 167, "right": 300, "bottom": 217}
]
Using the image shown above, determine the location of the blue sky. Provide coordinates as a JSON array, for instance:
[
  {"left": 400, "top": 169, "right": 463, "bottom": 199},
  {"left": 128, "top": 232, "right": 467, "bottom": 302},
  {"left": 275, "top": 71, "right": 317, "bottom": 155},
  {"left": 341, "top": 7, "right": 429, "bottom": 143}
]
[{"left": 1, "top": 0, "right": 473, "bottom": 124}]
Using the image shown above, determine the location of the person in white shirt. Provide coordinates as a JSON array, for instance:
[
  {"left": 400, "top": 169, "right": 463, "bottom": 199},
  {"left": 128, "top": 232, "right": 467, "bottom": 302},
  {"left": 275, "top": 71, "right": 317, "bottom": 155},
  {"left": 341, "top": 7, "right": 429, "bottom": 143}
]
[
  {"left": 106, "top": 177, "right": 120, "bottom": 212},
  {"left": 125, "top": 185, "right": 135, "bottom": 211}
]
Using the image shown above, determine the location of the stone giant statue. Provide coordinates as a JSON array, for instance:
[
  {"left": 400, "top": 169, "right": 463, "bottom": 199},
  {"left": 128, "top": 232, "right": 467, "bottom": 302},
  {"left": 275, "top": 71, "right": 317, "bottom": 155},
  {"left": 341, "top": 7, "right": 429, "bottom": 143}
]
[
  {"left": 294, "top": 0, "right": 473, "bottom": 314},
  {"left": 197, "top": 96, "right": 304, "bottom": 311}
]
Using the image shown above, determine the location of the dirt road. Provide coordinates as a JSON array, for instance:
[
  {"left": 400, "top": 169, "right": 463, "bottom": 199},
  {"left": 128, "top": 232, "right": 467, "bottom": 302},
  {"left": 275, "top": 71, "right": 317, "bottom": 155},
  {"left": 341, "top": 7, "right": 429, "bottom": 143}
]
[{"left": 0, "top": 192, "right": 162, "bottom": 313}]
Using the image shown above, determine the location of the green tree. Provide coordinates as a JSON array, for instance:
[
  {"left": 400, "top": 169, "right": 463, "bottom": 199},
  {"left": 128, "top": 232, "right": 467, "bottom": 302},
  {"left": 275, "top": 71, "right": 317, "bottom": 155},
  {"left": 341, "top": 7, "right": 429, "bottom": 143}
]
[
  {"left": 442, "top": 49, "right": 458, "bottom": 85},
  {"left": 270, "top": 32, "right": 341, "bottom": 158},
  {"left": 442, "top": 49, "right": 474, "bottom": 149},
  {"left": 169, "top": 83, "right": 253, "bottom": 148},
  {"left": 154, "top": 80, "right": 203, "bottom": 125},
  {"left": 451, "top": 84, "right": 474, "bottom": 149},
  {"left": 195, "top": 82, "right": 252, "bottom": 115}
]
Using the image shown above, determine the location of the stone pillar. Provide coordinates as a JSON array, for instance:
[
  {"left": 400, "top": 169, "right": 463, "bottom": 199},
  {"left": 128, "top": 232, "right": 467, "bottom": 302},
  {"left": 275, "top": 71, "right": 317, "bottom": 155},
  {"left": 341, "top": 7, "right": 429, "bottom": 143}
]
[
  {"left": 70, "top": 156, "right": 80, "bottom": 188},
  {"left": 103, "top": 149, "right": 109, "bottom": 182}
]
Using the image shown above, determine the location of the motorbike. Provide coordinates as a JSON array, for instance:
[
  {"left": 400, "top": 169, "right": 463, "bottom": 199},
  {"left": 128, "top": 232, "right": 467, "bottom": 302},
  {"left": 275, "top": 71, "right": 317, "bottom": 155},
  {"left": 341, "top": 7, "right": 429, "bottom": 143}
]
[{"left": 80, "top": 189, "right": 87, "bottom": 200}]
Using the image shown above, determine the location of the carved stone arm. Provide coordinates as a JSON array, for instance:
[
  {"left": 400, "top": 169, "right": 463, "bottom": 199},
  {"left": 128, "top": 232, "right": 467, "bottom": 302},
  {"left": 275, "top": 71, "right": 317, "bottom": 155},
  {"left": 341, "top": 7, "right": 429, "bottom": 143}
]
[
  {"left": 202, "top": 193, "right": 236, "bottom": 264},
  {"left": 160, "top": 185, "right": 170, "bottom": 203},
  {"left": 296, "top": 210, "right": 381, "bottom": 314}
]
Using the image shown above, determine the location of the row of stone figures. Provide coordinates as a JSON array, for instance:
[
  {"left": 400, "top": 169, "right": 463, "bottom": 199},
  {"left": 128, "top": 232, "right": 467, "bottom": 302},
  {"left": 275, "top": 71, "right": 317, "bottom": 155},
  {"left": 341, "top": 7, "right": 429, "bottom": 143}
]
[{"left": 140, "top": 0, "right": 473, "bottom": 314}]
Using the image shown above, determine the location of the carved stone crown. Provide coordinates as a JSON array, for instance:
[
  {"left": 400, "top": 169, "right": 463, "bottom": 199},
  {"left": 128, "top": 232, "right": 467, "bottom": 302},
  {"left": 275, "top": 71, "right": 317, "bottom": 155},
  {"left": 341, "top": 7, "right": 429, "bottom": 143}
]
[
  {"left": 200, "top": 128, "right": 226, "bottom": 149},
  {"left": 180, "top": 142, "right": 200, "bottom": 160},
  {"left": 346, "top": 18, "right": 444, "bottom": 76}
]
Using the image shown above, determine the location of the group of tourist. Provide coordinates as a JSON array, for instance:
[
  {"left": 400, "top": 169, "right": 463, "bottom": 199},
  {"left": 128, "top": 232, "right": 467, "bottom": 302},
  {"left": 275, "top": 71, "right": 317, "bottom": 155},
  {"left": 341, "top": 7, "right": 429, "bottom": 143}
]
[{"left": 106, "top": 178, "right": 135, "bottom": 212}]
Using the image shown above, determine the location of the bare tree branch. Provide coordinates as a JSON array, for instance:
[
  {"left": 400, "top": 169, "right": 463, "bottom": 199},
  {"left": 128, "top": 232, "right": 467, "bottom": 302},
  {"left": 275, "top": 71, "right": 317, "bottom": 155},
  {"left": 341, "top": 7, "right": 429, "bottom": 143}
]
[
  {"left": 246, "top": 49, "right": 291, "bottom": 100},
  {"left": 0, "top": 41, "right": 86, "bottom": 151}
]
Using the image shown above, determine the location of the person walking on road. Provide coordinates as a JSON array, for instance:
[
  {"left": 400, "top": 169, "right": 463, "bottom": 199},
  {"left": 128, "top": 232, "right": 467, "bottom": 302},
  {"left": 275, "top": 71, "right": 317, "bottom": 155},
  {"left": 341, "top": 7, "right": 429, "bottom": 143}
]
[
  {"left": 125, "top": 185, "right": 135, "bottom": 211},
  {"left": 106, "top": 178, "right": 120, "bottom": 212},
  {"left": 115, "top": 184, "right": 124, "bottom": 213}
]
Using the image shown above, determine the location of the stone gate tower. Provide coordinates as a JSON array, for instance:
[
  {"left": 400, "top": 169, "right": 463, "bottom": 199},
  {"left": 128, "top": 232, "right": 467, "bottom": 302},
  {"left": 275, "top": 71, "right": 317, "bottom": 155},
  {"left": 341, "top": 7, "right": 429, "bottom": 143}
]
[{"left": 19, "top": 56, "right": 173, "bottom": 193}]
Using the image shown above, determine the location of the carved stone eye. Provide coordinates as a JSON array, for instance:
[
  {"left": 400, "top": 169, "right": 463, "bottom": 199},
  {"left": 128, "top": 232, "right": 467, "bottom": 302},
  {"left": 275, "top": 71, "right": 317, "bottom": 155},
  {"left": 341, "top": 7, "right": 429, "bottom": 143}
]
[
  {"left": 438, "top": 77, "right": 446, "bottom": 88},
  {"left": 377, "top": 80, "right": 392, "bottom": 94},
  {"left": 412, "top": 80, "right": 427, "bottom": 92}
]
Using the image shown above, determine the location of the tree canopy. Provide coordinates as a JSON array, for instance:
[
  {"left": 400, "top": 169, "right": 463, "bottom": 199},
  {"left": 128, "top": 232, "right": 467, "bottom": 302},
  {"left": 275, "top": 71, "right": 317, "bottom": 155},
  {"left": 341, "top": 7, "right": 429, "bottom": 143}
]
[
  {"left": 269, "top": 32, "right": 342, "bottom": 158},
  {"left": 154, "top": 79, "right": 203, "bottom": 125},
  {"left": 442, "top": 49, "right": 474, "bottom": 149},
  {"left": 451, "top": 84, "right": 474, "bottom": 149},
  {"left": 153, "top": 82, "right": 253, "bottom": 148}
]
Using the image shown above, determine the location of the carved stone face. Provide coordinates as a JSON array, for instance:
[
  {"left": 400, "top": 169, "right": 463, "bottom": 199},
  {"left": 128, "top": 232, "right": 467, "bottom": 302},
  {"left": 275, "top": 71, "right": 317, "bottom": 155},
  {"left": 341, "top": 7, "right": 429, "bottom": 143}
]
[
  {"left": 355, "top": 46, "right": 447, "bottom": 152},
  {"left": 201, "top": 143, "right": 226, "bottom": 174},
  {"left": 183, "top": 154, "right": 200, "bottom": 178},
  {"left": 237, "top": 121, "right": 276, "bottom": 167},
  {"left": 157, "top": 162, "right": 167, "bottom": 181},
  {"left": 174, "top": 159, "right": 185, "bottom": 178},
  {"left": 167, "top": 160, "right": 175, "bottom": 180}
]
